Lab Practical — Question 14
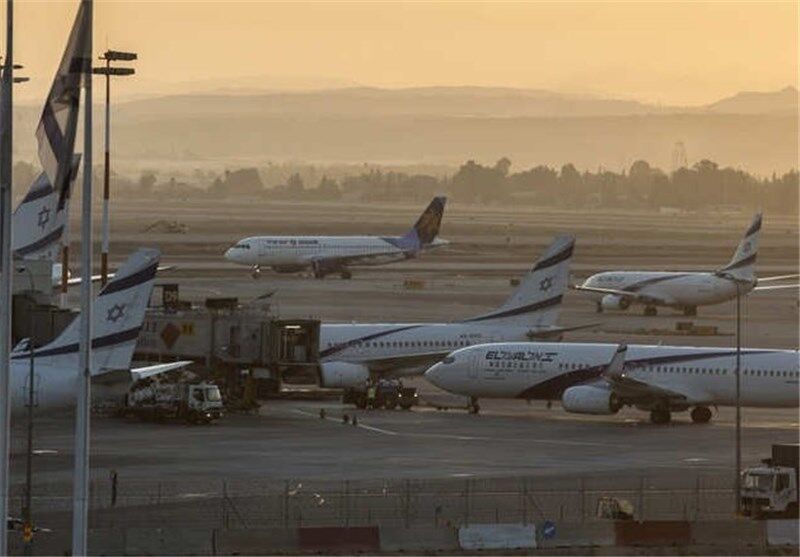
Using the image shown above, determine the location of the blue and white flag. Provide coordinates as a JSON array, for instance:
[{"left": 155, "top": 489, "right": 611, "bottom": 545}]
[
  {"left": 35, "top": 1, "right": 90, "bottom": 199},
  {"left": 13, "top": 154, "right": 81, "bottom": 260}
]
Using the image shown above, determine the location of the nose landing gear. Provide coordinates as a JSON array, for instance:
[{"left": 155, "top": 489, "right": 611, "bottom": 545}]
[
  {"left": 251, "top": 265, "right": 261, "bottom": 279},
  {"left": 468, "top": 397, "right": 480, "bottom": 415}
]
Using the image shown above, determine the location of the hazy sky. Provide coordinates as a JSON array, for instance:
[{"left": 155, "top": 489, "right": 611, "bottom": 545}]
[{"left": 9, "top": 1, "right": 799, "bottom": 105}]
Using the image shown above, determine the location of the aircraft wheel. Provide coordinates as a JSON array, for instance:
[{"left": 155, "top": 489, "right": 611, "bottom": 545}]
[
  {"left": 251, "top": 266, "right": 261, "bottom": 279},
  {"left": 595, "top": 303, "right": 603, "bottom": 314},
  {"left": 644, "top": 306, "right": 657, "bottom": 317},
  {"left": 650, "top": 408, "right": 671, "bottom": 424},
  {"left": 683, "top": 306, "right": 697, "bottom": 317},
  {"left": 468, "top": 397, "right": 480, "bottom": 415},
  {"left": 340, "top": 270, "right": 353, "bottom": 280},
  {"left": 690, "top": 406, "right": 712, "bottom": 424}
]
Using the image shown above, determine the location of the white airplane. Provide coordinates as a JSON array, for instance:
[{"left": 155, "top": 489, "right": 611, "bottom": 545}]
[
  {"left": 572, "top": 213, "right": 798, "bottom": 316},
  {"left": 316, "top": 235, "right": 589, "bottom": 388},
  {"left": 225, "top": 196, "right": 449, "bottom": 279},
  {"left": 8, "top": 248, "right": 189, "bottom": 416},
  {"left": 425, "top": 342, "right": 799, "bottom": 421}
]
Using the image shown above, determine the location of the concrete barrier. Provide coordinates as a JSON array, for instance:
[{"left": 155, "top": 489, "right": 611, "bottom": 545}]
[
  {"left": 379, "top": 526, "right": 458, "bottom": 552},
  {"left": 537, "top": 522, "right": 615, "bottom": 548},
  {"left": 213, "top": 528, "right": 299, "bottom": 555},
  {"left": 767, "top": 519, "right": 800, "bottom": 547},
  {"left": 614, "top": 520, "right": 691, "bottom": 546},
  {"left": 458, "top": 523, "right": 536, "bottom": 550},
  {"left": 297, "top": 526, "right": 380, "bottom": 553},
  {"left": 125, "top": 527, "right": 212, "bottom": 555},
  {"left": 690, "top": 520, "right": 766, "bottom": 548}
]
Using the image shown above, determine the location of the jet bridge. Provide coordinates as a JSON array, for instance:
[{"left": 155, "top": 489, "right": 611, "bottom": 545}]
[{"left": 134, "top": 296, "right": 321, "bottom": 395}]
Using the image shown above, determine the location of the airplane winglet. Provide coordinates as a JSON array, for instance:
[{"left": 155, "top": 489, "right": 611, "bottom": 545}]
[{"left": 604, "top": 344, "right": 628, "bottom": 378}]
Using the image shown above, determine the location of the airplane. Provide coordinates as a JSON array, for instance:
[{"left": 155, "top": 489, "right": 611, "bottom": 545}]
[
  {"left": 8, "top": 248, "right": 189, "bottom": 416},
  {"left": 225, "top": 196, "right": 449, "bottom": 279},
  {"left": 572, "top": 213, "right": 798, "bottom": 316},
  {"left": 316, "top": 235, "right": 590, "bottom": 389},
  {"left": 425, "top": 341, "right": 799, "bottom": 421}
]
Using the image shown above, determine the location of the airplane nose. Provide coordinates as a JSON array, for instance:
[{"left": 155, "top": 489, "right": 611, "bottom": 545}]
[
  {"left": 224, "top": 248, "right": 234, "bottom": 260},
  {"left": 424, "top": 362, "right": 444, "bottom": 387}
]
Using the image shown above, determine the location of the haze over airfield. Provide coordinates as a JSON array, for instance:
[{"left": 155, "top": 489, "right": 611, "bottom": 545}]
[{"left": 10, "top": 1, "right": 799, "bottom": 105}]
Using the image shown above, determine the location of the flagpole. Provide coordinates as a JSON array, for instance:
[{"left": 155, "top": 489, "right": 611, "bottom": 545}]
[
  {"left": 71, "top": 0, "right": 92, "bottom": 553},
  {"left": 0, "top": 0, "right": 13, "bottom": 554}
]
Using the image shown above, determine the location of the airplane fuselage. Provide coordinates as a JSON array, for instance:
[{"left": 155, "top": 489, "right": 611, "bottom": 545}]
[
  {"left": 426, "top": 342, "right": 800, "bottom": 408},
  {"left": 225, "top": 236, "right": 443, "bottom": 271},
  {"left": 583, "top": 271, "right": 750, "bottom": 309}
]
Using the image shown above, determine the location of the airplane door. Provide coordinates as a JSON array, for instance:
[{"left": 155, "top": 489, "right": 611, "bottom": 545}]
[{"left": 468, "top": 351, "right": 479, "bottom": 380}]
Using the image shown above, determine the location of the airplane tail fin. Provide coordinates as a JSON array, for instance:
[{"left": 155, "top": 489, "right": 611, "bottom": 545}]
[
  {"left": 12, "top": 155, "right": 80, "bottom": 260},
  {"left": 464, "top": 235, "right": 575, "bottom": 327},
  {"left": 397, "top": 196, "right": 447, "bottom": 250},
  {"left": 12, "top": 248, "right": 160, "bottom": 375},
  {"left": 717, "top": 213, "right": 761, "bottom": 282}
]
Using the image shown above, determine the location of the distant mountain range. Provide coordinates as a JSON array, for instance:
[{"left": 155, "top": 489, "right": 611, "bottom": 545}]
[
  {"left": 10, "top": 85, "right": 797, "bottom": 175},
  {"left": 110, "top": 85, "right": 798, "bottom": 120}
]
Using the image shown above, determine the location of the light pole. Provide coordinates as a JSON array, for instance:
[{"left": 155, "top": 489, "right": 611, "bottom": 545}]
[
  {"left": 15, "top": 264, "right": 35, "bottom": 555},
  {"left": 93, "top": 50, "right": 136, "bottom": 286},
  {"left": 734, "top": 281, "right": 742, "bottom": 514}
]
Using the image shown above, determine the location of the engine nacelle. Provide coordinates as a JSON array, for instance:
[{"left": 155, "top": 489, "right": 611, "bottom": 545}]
[
  {"left": 318, "top": 362, "right": 370, "bottom": 389},
  {"left": 561, "top": 385, "right": 621, "bottom": 415},
  {"left": 601, "top": 294, "right": 630, "bottom": 311}
]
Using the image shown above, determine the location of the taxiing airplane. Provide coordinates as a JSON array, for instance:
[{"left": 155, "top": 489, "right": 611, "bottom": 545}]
[
  {"left": 225, "top": 196, "right": 448, "bottom": 279},
  {"left": 572, "top": 213, "right": 798, "bottom": 316},
  {"left": 8, "top": 248, "right": 189, "bottom": 415},
  {"left": 316, "top": 235, "right": 589, "bottom": 388},
  {"left": 425, "top": 342, "right": 799, "bottom": 422}
]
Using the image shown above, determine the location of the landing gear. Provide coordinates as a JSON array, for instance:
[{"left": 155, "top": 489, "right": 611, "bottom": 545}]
[
  {"left": 251, "top": 265, "right": 261, "bottom": 279},
  {"left": 340, "top": 270, "right": 352, "bottom": 280},
  {"left": 468, "top": 397, "right": 480, "bottom": 415},
  {"left": 644, "top": 306, "right": 658, "bottom": 317},
  {"left": 683, "top": 306, "right": 697, "bottom": 317},
  {"left": 312, "top": 263, "right": 326, "bottom": 279},
  {"left": 650, "top": 407, "right": 671, "bottom": 424},
  {"left": 690, "top": 406, "right": 712, "bottom": 424},
  {"left": 595, "top": 303, "right": 603, "bottom": 314}
]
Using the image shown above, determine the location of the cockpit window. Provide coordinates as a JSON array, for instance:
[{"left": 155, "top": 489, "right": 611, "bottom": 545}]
[
  {"left": 442, "top": 356, "right": 455, "bottom": 364},
  {"left": 231, "top": 243, "right": 251, "bottom": 250}
]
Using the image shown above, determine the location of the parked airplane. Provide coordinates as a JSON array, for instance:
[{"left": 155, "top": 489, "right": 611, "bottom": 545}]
[
  {"left": 425, "top": 342, "right": 799, "bottom": 421},
  {"left": 316, "top": 235, "right": 588, "bottom": 388},
  {"left": 225, "top": 196, "right": 448, "bottom": 279},
  {"left": 572, "top": 213, "right": 798, "bottom": 316},
  {"left": 8, "top": 248, "right": 188, "bottom": 415}
]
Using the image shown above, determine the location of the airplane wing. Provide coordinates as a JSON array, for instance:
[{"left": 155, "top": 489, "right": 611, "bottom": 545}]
[
  {"left": 758, "top": 274, "right": 800, "bottom": 282},
  {"left": 570, "top": 284, "right": 671, "bottom": 305},
  {"left": 753, "top": 284, "right": 799, "bottom": 291},
  {"left": 62, "top": 265, "right": 175, "bottom": 288},
  {"left": 130, "top": 361, "right": 193, "bottom": 382},
  {"left": 360, "top": 350, "right": 452, "bottom": 373}
]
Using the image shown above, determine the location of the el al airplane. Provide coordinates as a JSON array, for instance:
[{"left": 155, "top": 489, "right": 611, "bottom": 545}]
[
  {"left": 225, "top": 196, "right": 448, "bottom": 279},
  {"left": 8, "top": 248, "right": 189, "bottom": 415},
  {"left": 572, "top": 213, "right": 798, "bottom": 316},
  {"left": 316, "top": 235, "right": 592, "bottom": 388},
  {"left": 426, "top": 342, "right": 799, "bottom": 422}
]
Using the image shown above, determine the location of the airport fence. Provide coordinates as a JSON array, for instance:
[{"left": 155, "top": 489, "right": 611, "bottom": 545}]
[{"left": 14, "top": 472, "right": 738, "bottom": 531}]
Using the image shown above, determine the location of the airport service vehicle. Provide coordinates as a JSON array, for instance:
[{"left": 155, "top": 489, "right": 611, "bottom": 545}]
[
  {"left": 572, "top": 213, "right": 798, "bottom": 316},
  {"left": 425, "top": 342, "right": 799, "bottom": 421},
  {"left": 125, "top": 380, "right": 223, "bottom": 424},
  {"left": 741, "top": 443, "right": 799, "bottom": 518},
  {"left": 225, "top": 196, "right": 448, "bottom": 279},
  {"left": 342, "top": 379, "right": 418, "bottom": 410},
  {"left": 7, "top": 249, "right": 190, "bottom": 416},
  {"left": 316, "top": 236, "right": 589, "bottom": 405}
]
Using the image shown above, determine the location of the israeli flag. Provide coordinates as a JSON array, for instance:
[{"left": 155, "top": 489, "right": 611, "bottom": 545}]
[{"left": 35, "top": 1, "right": 90, "bottom": 198}]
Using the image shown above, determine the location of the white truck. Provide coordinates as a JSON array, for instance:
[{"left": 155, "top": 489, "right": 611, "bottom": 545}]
[
  {"left": 125, "top": 380, "right": 224, "bottom": 424},
  {"left": 741, "top": 443, "right": 799, "bottom": 518}
]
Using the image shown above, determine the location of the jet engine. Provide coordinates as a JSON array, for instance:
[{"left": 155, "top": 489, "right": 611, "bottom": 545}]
[
  {"left": 561, "top": 385, "right": 622, "bottom": 415},
  {"left": 601, "top": 294, "right": 630, "bottom": 311},
  {"left": 318, "top": 362, "right": 370, "bottom": 388}
]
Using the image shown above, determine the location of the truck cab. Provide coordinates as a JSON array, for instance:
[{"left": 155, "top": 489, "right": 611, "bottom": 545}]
[
  {"left": 187, "top": 382, "right": 224, "bottom": 422},
  {"left": 741, "top": 443, "right": 799, "bottom": 518}
]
